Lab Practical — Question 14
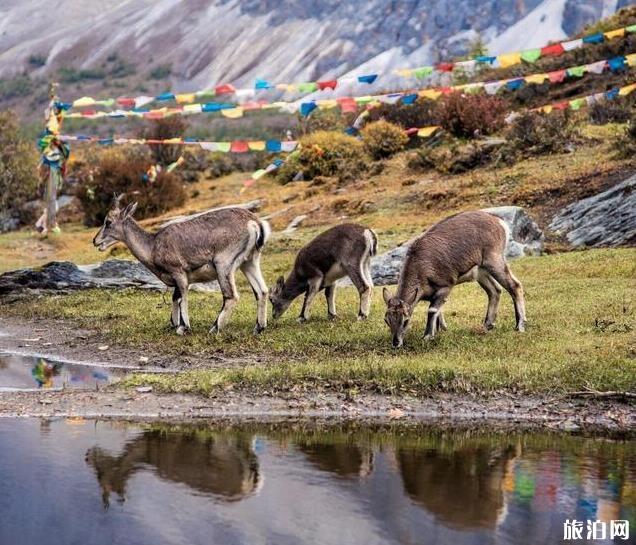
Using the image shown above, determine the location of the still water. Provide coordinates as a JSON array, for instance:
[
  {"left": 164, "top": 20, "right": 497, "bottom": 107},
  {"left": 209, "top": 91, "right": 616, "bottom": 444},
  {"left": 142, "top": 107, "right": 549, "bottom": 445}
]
[
  {"left": 0, "top": 419, "right": 633, "bottom": 545},
  {"left": 0, "top": 353, "right": 122, "bottom": 391}
]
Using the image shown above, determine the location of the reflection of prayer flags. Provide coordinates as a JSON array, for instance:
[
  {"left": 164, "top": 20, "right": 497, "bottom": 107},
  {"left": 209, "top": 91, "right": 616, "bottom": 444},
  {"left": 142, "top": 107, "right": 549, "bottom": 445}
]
[
  {"left": 417, "top": 126, "right": 439, "bottom": 137},
  {"left": 604, "top": 28, "right": 625, "bottom": 40},
  {"left": 497, "top": 52, "right": 522, "bottom": 68},
  {"left": 548, "top": 70, "right": 566, "bottom": 83},
  {"left": 583, "top": 32, "right": 604, "bottom": 44},
  {"left": 300, "top": 102, "right": 317, "bottom": 116},
  {"left": 248, "top": 141, "right": 266, "bottom": 151},
  {"left": 266, "top": 140, "right": 281, "bottom": 152},
  {"left": 515, "top": 470, "right": 536, "bottom": 502},
  {"left": 541, "top": 43, "right": 564, "bottom": 56},
  {"left": 566, "top": 65, "right": 587, "bottom": 78},
  {"left": 608, "top": 56, "right": 626, "bottom": 72},
  {"left": 412, "top": 66, "right": 433, "bottom": 78},
  {"left": 579, "top": 498, "right": 597, "bottom": 519},
  {"left": 358, "top": 74, "right": 378, "bottom": 84},
  {"left": 562, "top": 39, "right": 583, "bottom": 51},
  {"left": 520, "top": 49, "right": 541, "bottom": 63},
  {"left": 221, "top": 108, "right": 244, "bottom": 118},
  {"left": 317, "top": 80, "right": 337, "bottom": 90}
]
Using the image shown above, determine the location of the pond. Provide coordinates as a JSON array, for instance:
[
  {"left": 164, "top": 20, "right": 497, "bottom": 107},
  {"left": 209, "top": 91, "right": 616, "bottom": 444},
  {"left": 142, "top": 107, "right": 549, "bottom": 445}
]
[
  {"left": 0, "top": 353, "right": 126, "bottom": 391},
  {"left": 0, "top": 419, "right": 633, "bottom": 545}
]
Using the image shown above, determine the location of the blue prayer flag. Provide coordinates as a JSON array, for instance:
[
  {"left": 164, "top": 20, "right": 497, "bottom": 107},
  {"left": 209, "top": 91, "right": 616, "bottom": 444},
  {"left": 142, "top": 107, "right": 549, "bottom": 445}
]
[
  {"left": 583, "top": 32, "right": 604, "bottom": 44},
  {"left": 358, "top": 74, "right": 378, "bottom": 84},
  {"left": 300, "top": 102, "right": 317, "bottom": 116},
  {"left": 266, "top": 140, "right": 282, "bottom": 152}
]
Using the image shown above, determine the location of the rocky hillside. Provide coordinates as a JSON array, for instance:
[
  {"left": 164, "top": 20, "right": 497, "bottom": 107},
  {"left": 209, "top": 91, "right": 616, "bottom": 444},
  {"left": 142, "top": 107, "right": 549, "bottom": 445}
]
[{"left": 0, "top": 0, "right": 632, "bottom": 122}]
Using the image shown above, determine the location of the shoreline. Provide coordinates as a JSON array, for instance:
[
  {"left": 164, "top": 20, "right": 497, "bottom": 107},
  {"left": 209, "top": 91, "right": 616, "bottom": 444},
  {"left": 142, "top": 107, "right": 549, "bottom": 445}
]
[{"left": 0, "top": 315, "right": 634, "bottom": 434}]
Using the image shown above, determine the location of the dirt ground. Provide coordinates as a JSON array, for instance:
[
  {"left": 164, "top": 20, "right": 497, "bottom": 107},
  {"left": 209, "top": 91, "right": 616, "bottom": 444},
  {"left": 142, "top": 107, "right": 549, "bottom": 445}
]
[{"left": 0, "top": 315, "right": 634, "bottom": 435}]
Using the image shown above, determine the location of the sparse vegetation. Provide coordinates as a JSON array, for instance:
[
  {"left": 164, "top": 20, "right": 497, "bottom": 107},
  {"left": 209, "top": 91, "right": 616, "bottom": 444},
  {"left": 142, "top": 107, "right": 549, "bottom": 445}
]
[
  {"left": 361, "top": 120, "right": 409, "bottom": 160},
  {"left": 435, "top": 92, "right": 508, "bottom": 138},
  {"left": 27, "top": 54, "right": 47, "bottom": 68},
  {"left": 506, "top": 110, "right": 577, "bottom": 157},
  {"left": 0, "top": 75, "right": 34, "bottom": 101},
  {"left": 149, "top": 64, "right": 172, "bottom": 80},
  {"left": 74, "top": 147, "right": 186, "bottom": 226},
  {"left": 58, "top": 67, "right": 106, "bottom": 83},
  {"left": 138, "top": 117, "right": 187, "bottom": 166}
]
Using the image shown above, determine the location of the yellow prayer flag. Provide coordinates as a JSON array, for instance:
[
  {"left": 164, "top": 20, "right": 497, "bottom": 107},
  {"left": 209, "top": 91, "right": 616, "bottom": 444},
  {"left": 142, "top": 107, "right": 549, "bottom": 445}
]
[
  {"left": 539, "top": 105, "right": 553, "bottom": 114},
  {"left": 317, "top": 99, "right": 338, "bottom": 110},
  {"left": 221, "top": 108, "right": 244, "bottom": 118},
  {"left": 183, "top": 104, "right": 203, "bottom": 113},
  {"left": 394, "top": 69, "right": 413, "bottom": 77},
  {"left": 625, "top": 53, "right": 636, "bottom": 67},
  {"left": 418, "top": 89, "right": 442, "bottom": 100},
  {"left": 248, "top": 141, "right": 266, "bottom": 151},
  {"left": 619, "top": 83, "right": 636, "bottom": 96},
  {"left": 497, "top": 52, "right": 522, "bottom": 68},
  {"left": 72, "top": 96, "right": 96, "bottom": 108},
  {"left": 175, "top": 93, "right": 195, "bottom": 104},
  {"left": 604, "top": 28, "right": 625, "bottom": 40},
  {"left": 417, "top": 126, "right": 440, "bottom": 138},
  {"left": 163, "top": 138, "right": 183, "bottom": 144},
  {"left": 524, "top": 74, "right": 548, "bottom": 85}
]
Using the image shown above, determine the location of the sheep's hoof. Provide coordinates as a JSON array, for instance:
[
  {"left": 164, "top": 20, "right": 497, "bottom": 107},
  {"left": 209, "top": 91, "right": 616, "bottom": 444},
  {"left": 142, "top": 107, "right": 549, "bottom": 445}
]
[
  {"left": 357, "top": 314, "right": 368, "bottom": 321},
  {"left": 208, "top": 324, "right": 219, "bottom": 335},
  {"left": 253, "top": 323, "right": 266, "bottom": 335},
  {"left": 297, "top": 316, "right": 307, "bottom": 324},
  {"left": 176, "top": 326, "right": 191, "bottom": 336},
  {"left": 423, "top": 334, "right": 436, "bottom": 341},
  {"left": 328, "top": 313, "right": 338, "bottom": 321},
  {"left": 516, "top": 322, "right": 526, "bottom": 333},
  {"left": 484, "top": 322, "right": 495, "bottom": 331}
]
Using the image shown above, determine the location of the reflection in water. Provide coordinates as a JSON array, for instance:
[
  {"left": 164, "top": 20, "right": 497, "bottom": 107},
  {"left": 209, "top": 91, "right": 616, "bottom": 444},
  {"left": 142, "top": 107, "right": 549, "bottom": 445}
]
[
  {"left": 86, "top": 429, "right": 260, "bottom": 508},
  {"left": 398, "top": 443, "right": 514, "bottom": 529},
  {"left": 0, "top": 420, "right": 634, "bottom": 545},
  {"left": 0, "top": 353, "right": 119, "bottom": 390}
]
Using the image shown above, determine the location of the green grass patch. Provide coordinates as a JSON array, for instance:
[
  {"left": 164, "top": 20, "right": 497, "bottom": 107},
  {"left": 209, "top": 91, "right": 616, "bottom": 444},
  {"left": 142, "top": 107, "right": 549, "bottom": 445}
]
[{"left": 5, "top": 249, "right": 636, "bottom": 396}]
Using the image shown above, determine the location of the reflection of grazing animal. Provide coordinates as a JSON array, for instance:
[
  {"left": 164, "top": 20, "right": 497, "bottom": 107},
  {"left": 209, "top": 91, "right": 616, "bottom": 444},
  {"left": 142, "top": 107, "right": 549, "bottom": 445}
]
[
  {"left": 93, "top": 195, "right": 271, "bottom": 335},
  {"left": 398, "top": 445, "right": 514, "bottom": 530},
  {"left": 296, "top": 442, "right": 373, "bottom": 478},
  {"left": 269, "top": 224, "right": 377, "bottom": 322},
  {"left": 383, "top": 211, "right": 526, "bottom": 347},
  {"left": 85, "top": 430, "right": 260, "bottom": 508}
]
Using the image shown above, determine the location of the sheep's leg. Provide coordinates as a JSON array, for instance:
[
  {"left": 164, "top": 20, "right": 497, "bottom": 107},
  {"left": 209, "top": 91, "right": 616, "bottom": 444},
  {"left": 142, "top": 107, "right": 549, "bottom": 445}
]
[
  {"left": 298, "top": 276, "right": 322, "bottom": 323},
  {"left": 483, "top": 261, "right": 526, "bottom": 332},
  {"left": 173, "top": 277, "right": 191, "bottom": 335},
  {"left": 424, "top": 288, "right": 450, "bottom": 340},
  {"left": 345, "top": 263, "right": 373, "bottom": 320},
  {"left": 437, "top": 312, "right": 448, "bottom": 331},
  {"left": 477, "top": 268, "right": 502, "bottom": 330},
  {"left": 170, "top": 286, "right": 180, "bottom": 328},
  {"left": 210, "top": 267, "right": 239, "bottom": 334},
  {"left": 325, "top": 285, "right": 337, "bottom": 320},
  {"left": 240, "top": 254, "right": 268, "bottom": 334}
]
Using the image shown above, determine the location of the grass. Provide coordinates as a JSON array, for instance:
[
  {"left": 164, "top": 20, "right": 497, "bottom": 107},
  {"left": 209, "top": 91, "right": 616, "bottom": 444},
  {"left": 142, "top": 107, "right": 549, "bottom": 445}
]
[{"left": 5, "top": 248, "right": 635, "bottom": 397}]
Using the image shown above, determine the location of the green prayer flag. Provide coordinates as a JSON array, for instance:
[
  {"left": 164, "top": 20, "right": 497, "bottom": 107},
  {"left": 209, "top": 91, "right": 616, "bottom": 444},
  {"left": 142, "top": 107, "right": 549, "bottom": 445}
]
[
  {"left": 413, "top": 66, "right": 434, "bottom": 79},
  {"left": 569, "top": 98, "right": 584, "bottom": 110},
  {"left": 196, "top": 90, "right": 216, "bottom": 98},
  {"left": 567, "top": 65, "right": 587, "bottom": 78},
  {"left": 298, "top": 82, "right": 318, "bottom": 93},
  {"left": 217, "top": 142, "right": 231, "bottom": 153},
  {"left": 626, "top": 24, "right": 636, "bottom": 33},
  {"left": 520, "top": 49, "right": 541, "bottom": 63}
]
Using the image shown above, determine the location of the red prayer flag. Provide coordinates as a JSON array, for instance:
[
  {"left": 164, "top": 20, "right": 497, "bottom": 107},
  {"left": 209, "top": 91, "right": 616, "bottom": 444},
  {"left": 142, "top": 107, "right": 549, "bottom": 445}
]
[
  {"left": 436, "top": 62, "right": 454, "bottom": 72},
  {"left": 553, "top": 101, "right": 569, "bottom": 110},
  {"left": 318, "top": 80, "right": 338, "bottom": 90},
  {"left": 540, "top": 43, "right": 564, "bottom": 57},
  {"left": 215, "top": 83, "right": 236, "bottom": 95},
  {"left": 242, "top": 102, "right": 263, "bottom": 110},
  {"left": 548, "top": 70, "right": 566, "bottom": 83},
  {"left": 439, "top": 87, "right": 453, "bottom": 95},
  {"left": 117, "top": 97, "right": 135, "bottom": 107},
  {"left": 230, "top": 141, "right": 249, "bottom": 153},
  {"left": 144, "top": 111, "right": 164, "bottom": 119},
  {"left": 337, "top": 97, "right": 357, "bottom": 113},
  {"left": 81, "top": 109, "right": 96, "bottom": 116}
]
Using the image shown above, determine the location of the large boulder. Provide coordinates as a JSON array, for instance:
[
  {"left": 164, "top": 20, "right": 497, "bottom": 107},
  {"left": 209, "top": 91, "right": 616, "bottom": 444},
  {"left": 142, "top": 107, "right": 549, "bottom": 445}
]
[
  {"left": 549, "top": 175, "right": 636, "bottom": 248},
  {"left": 366, "top": 207, "right": 543, "bottom": 286},
  {"left": 0, "top": 259, "right": 218, "bottom": 294}
]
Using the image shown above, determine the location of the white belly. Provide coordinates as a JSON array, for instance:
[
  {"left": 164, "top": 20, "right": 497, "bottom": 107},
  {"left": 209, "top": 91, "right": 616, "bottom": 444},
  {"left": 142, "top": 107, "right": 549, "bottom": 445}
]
[{"left": 323, "top": 262, "right": 346, "bottom": 286}]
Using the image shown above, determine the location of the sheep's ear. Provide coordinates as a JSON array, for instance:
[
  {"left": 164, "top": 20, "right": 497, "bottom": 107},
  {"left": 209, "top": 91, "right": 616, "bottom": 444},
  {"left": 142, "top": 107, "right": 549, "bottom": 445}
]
[
  {"left": 383, "top": 287, "right": 392, "bottom": 305},
  {"left": 123, "top": 202, "right": 138, "bottom": 219},
  {"left": 112, "top": 193, "right": 124, "bottom": 209}
]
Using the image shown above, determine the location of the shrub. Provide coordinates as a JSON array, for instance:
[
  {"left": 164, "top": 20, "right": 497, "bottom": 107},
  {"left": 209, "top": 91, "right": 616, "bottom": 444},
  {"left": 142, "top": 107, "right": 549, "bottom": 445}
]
[
  {"left": 361, "top": 120, "right": 409, "bottom": 160},
  {"left": 408, "top": 141, "right": 502, "bottom": 174},
  {"left": 58, "top": 67, "right": 105, "bottom": 83},
  {"left": 435, "top": 92, "right": 507, "bottom": 138},
  {"left": 506, "top": 111, "right": 576, "bottom": 156},
  {"left": 276, "top": 131, "right": 367, "bottom": 184},
  {"left": 588, "top": 99, "right": 632, "bottom": 125},
  {"left": 615, "top": 113, "right": 636, "bottom": 158},
  {"left": 138, "top": 117, "right": 187, "bottom": 166},
  {"left": 150, "top": 64, "right": 172, "bottom": 79},
  {"left": 366, "top": 98, "right": 438, "bottom": 130},
  {"left": 28, "top": 54, "right": 47, "bottom": 68},
  {"left": 0, "top": 111, "right": 40, "bottom": 231},
  {"left": 74, "top": 147, "right": 186, "bottom": 226},
  {"left": 301, "top": 110, "right": 349, "bottom": 133},
  {"left": 0, "top": 76, "right": 33, "bottom": 101}
]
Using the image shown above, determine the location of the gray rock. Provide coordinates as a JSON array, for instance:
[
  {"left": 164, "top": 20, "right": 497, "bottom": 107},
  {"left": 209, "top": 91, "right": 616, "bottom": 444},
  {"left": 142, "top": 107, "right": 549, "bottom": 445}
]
[
  {"left": 549, "top": 175, "right": 636, "bottom": 248},
  {"left": 283, "top": 215, "right": 308, "bottom": 234},
  {"left": 0, "top": 259, "right": 219, "bottom": 294},
  {"left": 361, "top": 207, "right": 543, "bottom": 286}
]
